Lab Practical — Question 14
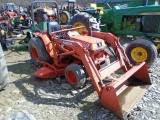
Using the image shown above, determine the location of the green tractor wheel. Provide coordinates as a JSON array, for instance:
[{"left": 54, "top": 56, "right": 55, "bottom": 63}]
[
  {"left": 60, "top": 11, "right": 70, "bottom": 25},
  {"left": 69, "top": 12, "right": 100, "bottom": 34},
  {"left": 125, "top": 39, "right": 157, "bottom": 67}
]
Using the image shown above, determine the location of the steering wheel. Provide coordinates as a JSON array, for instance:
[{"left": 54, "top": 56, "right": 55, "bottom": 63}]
[{"left": 103, "top": 0, "right": 112, "bottom": 9}]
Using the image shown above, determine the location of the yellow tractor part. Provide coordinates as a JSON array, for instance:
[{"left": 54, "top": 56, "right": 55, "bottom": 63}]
[
  {"left": 73, "top": 22, "right": 87, "bottom": 34},
  {"left": 60, "top": 13, "right": 67, "bottom": 24},
  {"left": 90, "top": 3, "right": 104, "bottom": 14},
  {"left": 97, "top": 7, "right": 104, "bottom": 14},
  {"left": 155, "top": 38, "right": 160, "bottom": 50},
  {"left": 20, "top": 15, "right": 24, "bottom": 20},
  {"left": 156, "top": 44, "right": 160, "bottom": 49},
  {"left": 90, "top": 3, "right": 97, "bottom": 9},
  {"left": 0, "top": 29, "right": 5, "bottom": 35},
  {"left": 131, "top": 47, "right": 148, "bottom": 62}
]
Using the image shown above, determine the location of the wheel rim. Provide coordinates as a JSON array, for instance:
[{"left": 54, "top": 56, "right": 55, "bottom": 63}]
[
  {"left": 61, "top": 13, "right": 67, "bottom": 23},
  {"left": 131, "top": 47, "right": 148, "bottom": 62},
  {"left": 31, "top": 46, "right": 38, "bottom": 61},
  {"left": 67, "top": 70, "right": 77, "bottom": 85},
  {"left": 156, "top": 44, "right": 160, "bottom": 49},
  {"left": 73, "top": 22, "right": 87, "bottom": 34},
  {"left": 156, "top": 44, "right": 160, "bottom": 53}
]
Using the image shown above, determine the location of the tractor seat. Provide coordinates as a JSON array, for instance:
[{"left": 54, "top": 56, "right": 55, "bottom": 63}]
[{"left": 47, "top": 21, "right": 60, "bottom": 35}]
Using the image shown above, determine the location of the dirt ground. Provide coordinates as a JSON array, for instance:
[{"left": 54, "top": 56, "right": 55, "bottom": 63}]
[
  {"left": 1, "top": 48, "right": 116, "bottom": 120},
  {"left": 0, "top": 39, "right": 160, "bottom": 120}
]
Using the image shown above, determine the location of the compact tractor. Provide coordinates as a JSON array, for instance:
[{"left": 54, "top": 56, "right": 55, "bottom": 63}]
[
  {"left": 11, "top": 5, "right": 32, "bottom": 30},
  {"left": 70, "top": 0, "right": 159, "bottom": 67},
  {"left": 29, "top": 18, "right": 151, "bottom": 120},
  {"left": 28, "top": 0, "right": 152, "bottom": 119}
]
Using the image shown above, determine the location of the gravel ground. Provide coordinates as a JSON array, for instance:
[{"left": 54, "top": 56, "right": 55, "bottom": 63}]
[{"left": 0, "top": 38, "right": 160, "bottom": 120}]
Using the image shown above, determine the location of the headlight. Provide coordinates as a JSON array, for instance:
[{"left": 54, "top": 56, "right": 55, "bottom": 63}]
[{"left": 90, "top": 41, "right": 106, "bottom": 51}]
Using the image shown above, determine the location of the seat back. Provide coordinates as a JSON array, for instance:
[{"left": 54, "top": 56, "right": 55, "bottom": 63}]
[{"left": 47, "top": 21, "right": 60, "bottom": 35}]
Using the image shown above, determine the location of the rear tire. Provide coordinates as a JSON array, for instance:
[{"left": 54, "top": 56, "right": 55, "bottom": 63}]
[
  {"left": 65, "top": 64, "right": 86, "bottom": 89},
  {"left": 69, "top": 12, "right": 100, "bottom": 34},
  {"left": 60, "top": 11, "right": 70, "bottom": 25},
  {"left": 0, "top": 43, "right": 9, "bottom": 90},
  {"left": 125, "top": 39, "right": 157, "bottom": 67},
  {"left": 28, "top": 37, "right": 52, "bottom": 66}
]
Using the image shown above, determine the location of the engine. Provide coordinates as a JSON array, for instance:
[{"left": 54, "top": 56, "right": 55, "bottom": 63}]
[
  {"left": 121, "top": 15, "right": 160, "bottom": 34},
  {"left": 121, "top": 15, "right": 142, "bottom": 31}
]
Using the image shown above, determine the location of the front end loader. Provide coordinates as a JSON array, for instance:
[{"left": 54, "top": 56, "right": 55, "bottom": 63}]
[
  {"left": 69, "top": 0, "right": 159, "bottom": 67},
  {"left": 30, "top": 25, "right": 151, "bottom": 119}
]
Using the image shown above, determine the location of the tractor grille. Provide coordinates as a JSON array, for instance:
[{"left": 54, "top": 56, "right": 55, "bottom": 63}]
[{"left": 143, "top": 15, "right": 160, "bottom": 33}]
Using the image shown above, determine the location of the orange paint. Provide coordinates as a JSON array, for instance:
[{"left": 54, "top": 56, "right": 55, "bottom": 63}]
[{"left": 34, "top": 27, "right": 151, "bottom": 119}]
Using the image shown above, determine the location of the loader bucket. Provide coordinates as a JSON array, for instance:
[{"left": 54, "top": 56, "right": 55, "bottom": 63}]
[{"left": 100, "top": 62, "right": 151, "bottom": 119}]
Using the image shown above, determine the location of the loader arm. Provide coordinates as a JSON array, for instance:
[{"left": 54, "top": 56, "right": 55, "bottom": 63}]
[
  {"left": 70, "top": 33, "right": 151, "bottom": 119},
  {"left": 92, "top": 31, "right": 132, "bottom": 67}
]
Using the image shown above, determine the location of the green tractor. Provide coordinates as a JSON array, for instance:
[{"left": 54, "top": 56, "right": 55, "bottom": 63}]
[
  {"left": 69, "top": 0, "right": 160, "bottom": 67},
  {"left": 11, "top": 5, "right": 32, "bottom": 31},
  {"left": 59, "top": 0, "right": 80, "bottom": 25},
  {"left": 103, "top": 0, "right": 159, "bottom": 8}
]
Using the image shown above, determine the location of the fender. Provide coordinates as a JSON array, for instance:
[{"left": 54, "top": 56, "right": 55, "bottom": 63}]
[
  {"left": 26, "top": 31, "right": 33, "bottom": 38},
  {"left": 36, "top": 33, "right": 54, "bottom": 57}
]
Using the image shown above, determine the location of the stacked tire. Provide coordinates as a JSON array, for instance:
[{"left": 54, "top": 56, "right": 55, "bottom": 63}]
[{"left": 0, "top": 43, "right": 9, "bottom": 90}]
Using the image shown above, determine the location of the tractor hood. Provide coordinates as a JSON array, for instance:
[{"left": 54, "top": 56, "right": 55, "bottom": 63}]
[
  {"left": 70, "top": 35, "right": 103, "bottom": 44},
  {"left": 112, "top": 5, "right": 160, "bottom": 15},
  {"left": 70, "top": 35, "right": 106, "bottom": 51}
]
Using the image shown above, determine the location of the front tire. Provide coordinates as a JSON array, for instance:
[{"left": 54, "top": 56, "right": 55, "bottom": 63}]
[
  {"left": 65, "top": 64, "right": 86, "bottom": 89},
  {"left": 125, "top": 39, "right": 157, "bottom": 67},
  {"left": 28, "top": 37, "right": 52, "bottom": 66}
]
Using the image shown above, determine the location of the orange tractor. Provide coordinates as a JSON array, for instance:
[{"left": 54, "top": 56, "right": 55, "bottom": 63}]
[
  {"left": 28, "top": 0, "right": 151, "bottom": 119},
  {"left": 29, "top": 26, "right": 151, "bottom": 118},
  {"left": 1, "top": 10, "right": 18, "bottom": 19}
]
